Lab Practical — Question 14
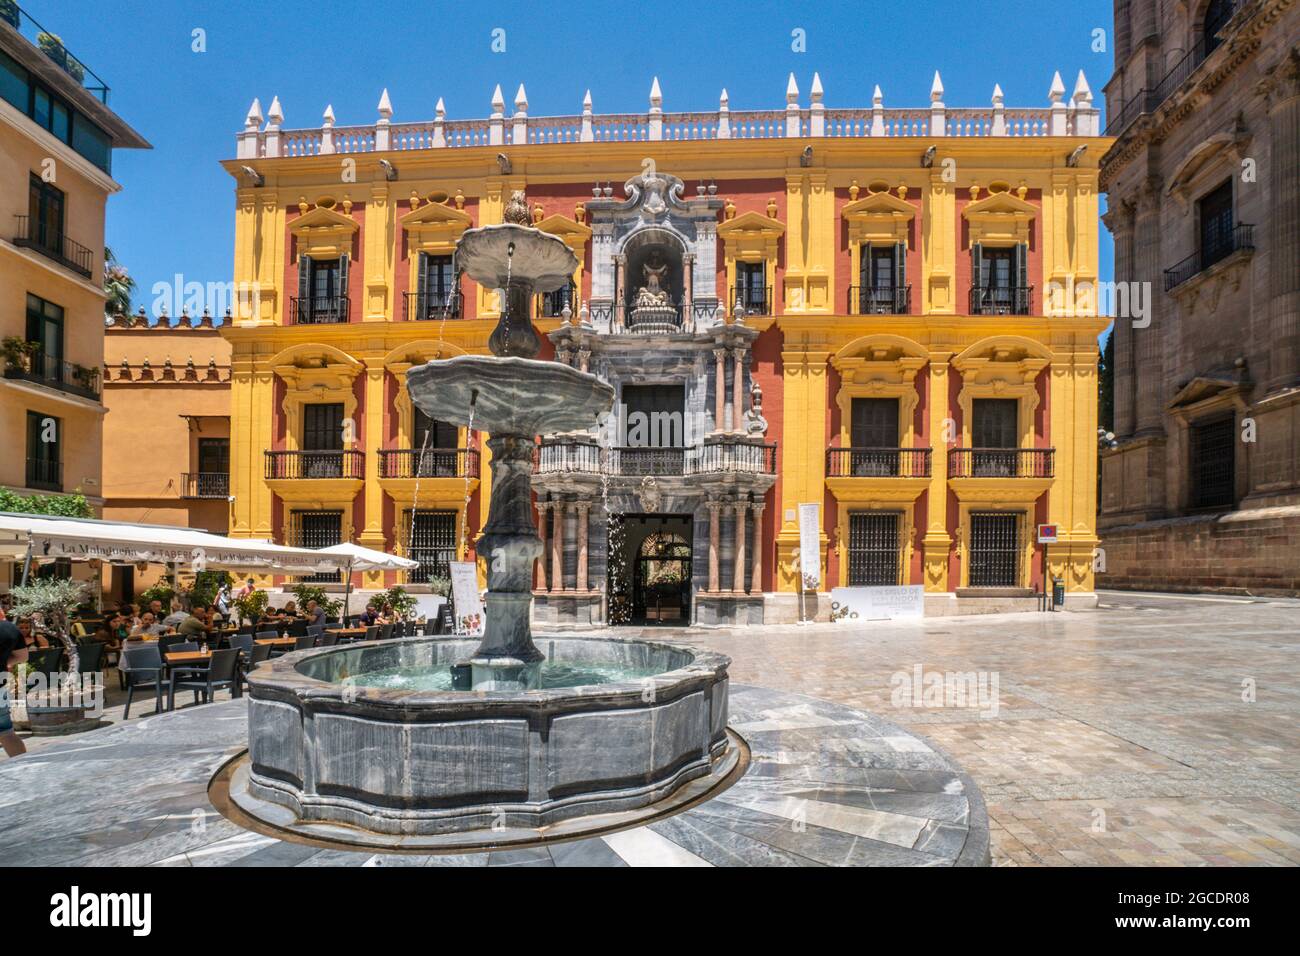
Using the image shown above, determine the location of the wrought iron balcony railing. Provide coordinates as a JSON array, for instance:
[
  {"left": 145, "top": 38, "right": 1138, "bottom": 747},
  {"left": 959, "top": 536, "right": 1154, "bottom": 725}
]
[
  {"left": 826, "top": 447, "right": 931, "bottom": 478},
  {"left": 685, "top": 442, "right": 777, "bottom": 475},
  {"left": 730, "top": 286, "right": 772, "bottom": 317},
  {"left": 534, "top": 440, "right": 777, "bottom": 477},
  {"left": 2, "top": 3, "right": 112, "bottom": 103},
  {"left": 948, "top": 448, "right": 1054, "bottom": 478},
  {"left": 540, "top": 282, "right": 577, "bottom": 318},
  {"left": 26, "top": 457, "right": 61, "bottom": 491},
  {"left": 265, "top": 450, "right": 364, "bottom": 480},
  {"left": 848, "top": 284, "right": 911, "bottom": 315},
  {"left": 402, "top": 290, "right": 462, "bottom": 321},
  {"left": 12, "top": 215, "right": 94, "bottom": 278},
  {"left": 378, "top": 448, "right": 479, "bottom": 479},
  {"left": 536, "top": 440, "right": 603, "bottom": 474},
  {"left": 3, "top": 348, "right": 101, "bottom": 400},
  {"left": 180, "top": 472, "right": 229, "bottom": 499},
  {"left": 289, "top": 295, "right": 350, "bottom": 324},
  {"left": 969, "top": 285, "right": 1032, "bottom": 316},
  {"left": 1163, "top": 224, "right": 1254, "bottom": 291}
]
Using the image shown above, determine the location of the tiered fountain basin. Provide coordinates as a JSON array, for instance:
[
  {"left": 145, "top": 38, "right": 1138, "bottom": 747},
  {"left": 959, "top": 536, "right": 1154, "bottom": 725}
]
[{"left": 241, "top": 636, "right": 730, "bottom": 836}]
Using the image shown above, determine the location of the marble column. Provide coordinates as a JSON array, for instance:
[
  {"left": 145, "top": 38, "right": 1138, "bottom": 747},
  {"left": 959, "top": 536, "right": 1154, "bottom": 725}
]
[
  {"left": 575, "top": 502, "right": 590, "bottom": 591},
  {"left": 613, "top": 255, "right": 626, "bottom": 330},
  {"left": 731, "top": 348, "right": 745, "bottom": 433},
  {"left": 707, "top": 499, "right": 721, "bottom": 592},
  {"left": 1269, "top": 57, "right": 1300, "bottom": 391},
  {"left": 750, "top": 501, "right": 764, "bottom": 595},
  {"left": 682, "top": 252, "right": 695, "bottom": 331},
  {"left": 536, "top": 500, "right": 549, "bottom": 591},
  {"left": 551, "top": 499, "right": 565, "bottom": 592},
  {"left": 578, "top": 347, "right": 591, "bottom": 374},
  {"left": 1133, "top": 182, "right": 1164, "bottom": 435},
  {"left": 732, "top": 500, "right": 748, "bottom": 594},
  {"left": 713, "top": 348, "right": 727, "bottom": 432}
]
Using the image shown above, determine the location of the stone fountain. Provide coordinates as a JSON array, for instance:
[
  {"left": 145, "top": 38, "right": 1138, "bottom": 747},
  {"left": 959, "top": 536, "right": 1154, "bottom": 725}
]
[{"left": 237, "top": 193, "right": 733, "bottom": 840}]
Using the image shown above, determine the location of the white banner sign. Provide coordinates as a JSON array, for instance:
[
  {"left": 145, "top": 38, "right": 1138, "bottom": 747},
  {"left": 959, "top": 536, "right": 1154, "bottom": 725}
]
[
  {"left": 831, "top": 585, "right": 925, "bottom": 621},
  {"left": 448, "top": 561, "right": 484, "bottom": 637},
  {"left": 797, "top": 502, "right": 821, "bottom": 590}
]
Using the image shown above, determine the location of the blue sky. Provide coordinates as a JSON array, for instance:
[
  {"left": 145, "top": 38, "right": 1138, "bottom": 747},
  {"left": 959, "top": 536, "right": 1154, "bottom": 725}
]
[{"left": 26, "top": 0, "right": 1114, "bottom": 317}]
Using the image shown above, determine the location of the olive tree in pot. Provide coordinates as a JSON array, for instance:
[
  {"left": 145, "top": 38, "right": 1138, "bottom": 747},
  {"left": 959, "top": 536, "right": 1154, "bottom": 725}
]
[{"left": 10, "top": 578, "right": 101, "bottom": 735}]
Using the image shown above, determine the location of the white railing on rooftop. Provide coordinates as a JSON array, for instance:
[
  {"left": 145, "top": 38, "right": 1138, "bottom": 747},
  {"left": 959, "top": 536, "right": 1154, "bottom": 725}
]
[{"left": 237, "top": 71, "right": 1101, "bottom": 160}]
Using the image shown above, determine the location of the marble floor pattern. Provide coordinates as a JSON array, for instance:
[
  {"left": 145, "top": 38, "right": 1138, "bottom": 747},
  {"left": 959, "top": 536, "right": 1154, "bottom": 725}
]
[
  {"left": 0, "top": 684, "right": 989, "bottom": 867},
  {"left": 4, "top": 589, "right": 1296, "bottom": 866}
]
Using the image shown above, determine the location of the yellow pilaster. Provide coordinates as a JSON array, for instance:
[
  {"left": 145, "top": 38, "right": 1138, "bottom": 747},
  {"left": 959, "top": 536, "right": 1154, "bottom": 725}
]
[
  {"left": 228, "top": 362, "right": 255, "bottom": 537},
  {"left": 923, "top": 353, "right": 952, "bottom": 591},
  {"left": 364, "top": 182, "right": 394, "bottom": 321},
  {"left": 922, "top": 170, "right": 955, "bottom": 314},
  {"left": 776, "top": 344, "right": 830, "bottom": 591},
  {"left": 360, "top": 360, "right": 387, "bottom": 548}
]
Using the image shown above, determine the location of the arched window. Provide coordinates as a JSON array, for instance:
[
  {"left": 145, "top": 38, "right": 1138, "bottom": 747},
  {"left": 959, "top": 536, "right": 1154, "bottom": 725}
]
[{"left": 1202, "top": 0, "right": 1235, "bottom": 56}]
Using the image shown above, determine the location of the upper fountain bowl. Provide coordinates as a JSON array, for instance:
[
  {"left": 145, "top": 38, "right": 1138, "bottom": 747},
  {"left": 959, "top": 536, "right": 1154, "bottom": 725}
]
[{"left": 455, "top": 224, "right": 578, "bottom": 293}]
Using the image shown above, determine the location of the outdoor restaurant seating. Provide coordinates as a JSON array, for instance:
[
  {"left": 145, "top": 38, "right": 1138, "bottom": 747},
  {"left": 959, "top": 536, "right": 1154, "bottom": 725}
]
[
  {"left": 317, "top": 632, "right": 339, "bottom": 647},
  {"left": 75, "top": 641, "right": 105, "bottom": 675},
  {"left": 293, "top": 635, "right": 315, "bottom": 651},
  {"left": 379, "top": 624, "right": 394, "bottom": 641},
  {"left": 121, "top": 645, "right": 171, "bottom": 719},
  {"left": 287, "top": 619, "right": 308, "bottom": 637},
  {"left": 364, "top": 625, "right": 380, "bottom": 642},
  {"left": 168, "top": 648, "right": 240, "bottom": 710}
]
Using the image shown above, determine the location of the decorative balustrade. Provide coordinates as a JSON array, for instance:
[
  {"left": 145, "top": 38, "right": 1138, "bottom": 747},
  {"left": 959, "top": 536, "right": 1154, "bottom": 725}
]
[
  {"left": 948, "top": 448, "right": 1054, "bottom": 479},
  {"left": 289, "top": 295, "right": 350, "bottom": 324},
  {"left": 848, "top": 284, "right": 911, "bottom": 315},
  {"left": 236, "top": 70, "right": 1100, "bottom": 160},
  {"left": 3, "top": 348, "right": 101, "bottom": 400},
  {"left": 402, "top": 290, "right": 462, "bottom": 321},
  {"left": 12, "top": 215, "right": 94, "bottom": 278},
  {"left": 378, "top": 448, "right": 479, "bottom": 479},
  {"left": 826, "top": 448, "right": 931, "bottom": 478},
  {"left": 535, "top": 440, "right": 777, "bottom": 477},
  {"left": 265, "top": 450, "right": 365, "bottom": 480},
  {"left": 181, "top": 472, "right": 230, "bottom": 499}
]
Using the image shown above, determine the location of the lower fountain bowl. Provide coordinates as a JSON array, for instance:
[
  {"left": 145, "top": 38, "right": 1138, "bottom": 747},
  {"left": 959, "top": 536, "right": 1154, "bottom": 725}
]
[{"left": 242, "top": 636, "right": 729, "bottom": 835}]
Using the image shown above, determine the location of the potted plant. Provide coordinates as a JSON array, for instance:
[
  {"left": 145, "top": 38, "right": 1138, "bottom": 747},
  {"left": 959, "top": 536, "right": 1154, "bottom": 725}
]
[
  {"left": 1, "top": 336, "right": 35, "bottom": 373},
  {"left": 138, "top": 581, "right": 175, "bottom": 614},
  {"left": 291, "top": 583, "right": 342, "bottom": 619},
  {"left": 233, "top": 588, "right": 269, "bottom": 627},
  {"left": 0, "top": 2, "right": 21, "bottom": 30},
  {"left": 9, "top": 578, "right": 100, "bottom": 735},
  {"left": 36, "top": 32, "right": 83, "bottom": 82}
]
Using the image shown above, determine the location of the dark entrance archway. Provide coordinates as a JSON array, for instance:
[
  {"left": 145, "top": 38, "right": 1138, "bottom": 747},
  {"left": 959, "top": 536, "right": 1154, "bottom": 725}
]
[{"left": 606, "top": 513, "right": 694, "bottom": 625}]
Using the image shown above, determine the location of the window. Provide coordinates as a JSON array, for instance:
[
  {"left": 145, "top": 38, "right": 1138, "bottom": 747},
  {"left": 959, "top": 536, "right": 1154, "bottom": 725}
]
[
  {"left": 856, "top": 243, "right": 907, "bottom": 313},
  {"left": 197, "top": 438, "right": 229, "bottom": 475},
  {"left": 1189, "top": 416, "right": 1235, "bottom": 509},
  {"left": 1202, "top": 0, "right": 1235, "bottom": 56},
  {"left": 302, "top": 403, "right": 344, "bottom": 478},
  {"left": 972, "top": 399, "right": 1020, "bottom": 476},
  {"left": 26, "top": 411, "right": 61, "bottom": 491},
  {"left": 1198, "top": 180, "right": 1234, "bottom": 270},
  {"left": 290, "top": 511, "right": 343, "bottom": 582},
  {"left": 25, "top": 293, "right": 64, "bottom": 376},
  {"left": 27, "top": 174, "right": 65, "bottom": 256},
  {"left": 968, "top": 513, "right": 1021, "bottom": 587},
  {"left": 847, "top": 512, "right": 901, "bottom": 586},
  {"left": 622, "top": 384, "right": 685, "bottom": 448},
  {"left": 403, "top": 510, "right": 456, "bottom": 583},
  {"left": 540, "top": 279, "right": 575, "bottom": 318},
  {"left": 416, "top": 253, "right": 458, "bottom": 318},
  {"left": 971, "top": 244, "right": 1029, "bottom": 315},
  {"left": 412, "top": 409, "right": 459, "bottom": 476},
  {"left": 0, "top": 51, "right": 111, "bottom": 172},
  {"left": 295, "top": 255, "right": 349, "bottom": 322},
  {"left": 849, "top": 398, "right": 900, "bottom": 476},
  {"left": 734, "top": 262, "right": 769, "bottom": 314}
]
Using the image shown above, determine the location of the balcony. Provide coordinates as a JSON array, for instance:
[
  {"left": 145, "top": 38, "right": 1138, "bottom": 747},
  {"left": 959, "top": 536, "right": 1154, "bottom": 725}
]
[
  {"left": 180, "top": 472, "right": 229, "bottom": 499},
  {"left": 1105, "top": 18, "right": 1236, "bottom": 136},
  {"left": 1, "top": 3, "right": 111, "bottom": 103},
  {"left": 826, "top": 448, "right": 931, "bottom": 478},
  {"left": 730, "top": 286, "right": 773, "bottom": 318},
  {"left": 969, "top": 285, "right": 1032, "bottom": 316},
  {"left": 848, "top": 285, "right": 911, "bottom": 315},
  {"left": 948, "top": 448, "right": 1054, "bottom": 478},
  {"left": 378, "top": 448, "right": 479, "bottom": 479},
  {"left": 26, "top": 457, "right": 61, "bottom": 491},
  {"left": 264, "top": 450, "right": 364, "bottom": 480},
  {"left": 402, "top": 290, "right": 462, "bottom": 321},
  {"left": 3, "top": 348, "right": 101, "bottom": 401},
  {"left": 289, "top": 295, "right": 350, "bottom": 324},
  {"left": 1163, "top": 224, "right": 1254, "bottom": 291},
  {"left": 540, "top": 282, "right": 576, "bottom": 319},
  {"left": 535, "top": 441, "right": 776, "bottom": 477},
  {"left": 12, "top": 215, "right": 94, "bottom": 279}
]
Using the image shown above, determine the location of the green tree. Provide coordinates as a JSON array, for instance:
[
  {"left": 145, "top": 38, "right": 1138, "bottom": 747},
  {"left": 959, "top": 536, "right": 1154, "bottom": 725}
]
[{"left": 1098, "top": 328, "right": 1114, "bottom": 434}]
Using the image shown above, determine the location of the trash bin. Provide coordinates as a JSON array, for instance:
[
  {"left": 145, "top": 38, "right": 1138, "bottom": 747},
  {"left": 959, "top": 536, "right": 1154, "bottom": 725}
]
[{"left": 1052, "top": 577, "right": 1066, "bottom": 608}]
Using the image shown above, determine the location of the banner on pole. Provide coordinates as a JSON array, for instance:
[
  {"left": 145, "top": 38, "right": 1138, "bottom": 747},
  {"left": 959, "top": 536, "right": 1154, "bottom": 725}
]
[
  {"left": 798, "top": 502, "right": 821, "bottom": 590},
  {"left": 448, "top": 561, "right": 484, "bottom": 637}
]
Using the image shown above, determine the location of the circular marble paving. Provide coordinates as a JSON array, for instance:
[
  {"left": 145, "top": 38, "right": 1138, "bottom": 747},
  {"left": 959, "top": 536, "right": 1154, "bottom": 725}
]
[{"left": 0, "top": 685, "right": 990, "bottom": 867}]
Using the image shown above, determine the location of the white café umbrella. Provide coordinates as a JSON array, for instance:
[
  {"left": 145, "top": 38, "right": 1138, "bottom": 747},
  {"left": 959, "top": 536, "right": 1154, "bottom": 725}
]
[{"left": 315, "top": 542, "right": 419, "bottom": 621}]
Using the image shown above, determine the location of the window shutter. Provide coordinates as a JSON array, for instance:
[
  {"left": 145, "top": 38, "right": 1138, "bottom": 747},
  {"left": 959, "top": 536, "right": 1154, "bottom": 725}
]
[
  {"left": 895, "top": 241, "right": 906, "bottom": 293},
  {"left": 416, "top": 252, "right": 428, "bottom": 310},
  {"left": 860, "top": 243, "right": 872, "bottom": 288},
  {"left": 1016, "top": 242, "right": 1028, "bottom": 289},
  {"left": 972, "top": 243, "right": 983, "bottom": 287},
  {"left": 338, "top": 253, "right": 350, "bottom": 301},
  {"left": 297, "top": 255, "right": 310, "bottom": 301}
]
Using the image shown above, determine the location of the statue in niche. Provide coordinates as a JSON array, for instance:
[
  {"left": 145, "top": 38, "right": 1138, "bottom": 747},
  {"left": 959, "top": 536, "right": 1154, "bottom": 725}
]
[
  {"left": 634, "top": 250, "right": 672, "bottom": 309},
  {"left": 744, "top": 378, "right": 769, "bottom": 437}
]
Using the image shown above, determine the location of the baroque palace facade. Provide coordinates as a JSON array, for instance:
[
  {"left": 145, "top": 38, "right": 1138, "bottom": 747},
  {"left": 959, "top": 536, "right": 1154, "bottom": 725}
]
[{"left": 222, "top": 73, "right": 1107, "bottom": 624}]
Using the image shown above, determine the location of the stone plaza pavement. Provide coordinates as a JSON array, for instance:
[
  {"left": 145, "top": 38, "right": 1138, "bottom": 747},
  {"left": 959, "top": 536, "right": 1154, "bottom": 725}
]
[{"left": 673, "top": 590, "right": 1300, "bottom": 866}]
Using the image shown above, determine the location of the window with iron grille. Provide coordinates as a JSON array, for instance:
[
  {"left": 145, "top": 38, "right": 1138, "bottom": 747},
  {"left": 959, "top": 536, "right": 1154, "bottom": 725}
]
[
  {"left": 968, "top": 512, "right": 1021, "bottom": 588},
  {"left": 847, "top": 512, "right": 901, "bottom": 586},
  {"left": 289, "top": 510, "right": 342, "bottom": 582},
  {"left": 1198, "top": 180, "right": 1234, "bottom": 270},
  {"left": 402, "top": 510, "right": 456, "bottom": 583},
  {"left": 1189, "top": 415, "right": 1235, "bottom": 509}
]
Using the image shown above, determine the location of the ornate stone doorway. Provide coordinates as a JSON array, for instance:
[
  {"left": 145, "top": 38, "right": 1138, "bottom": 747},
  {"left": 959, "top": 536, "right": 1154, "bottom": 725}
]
[{"left": 607, "top": 513, "right": 694, "bottom": 625}]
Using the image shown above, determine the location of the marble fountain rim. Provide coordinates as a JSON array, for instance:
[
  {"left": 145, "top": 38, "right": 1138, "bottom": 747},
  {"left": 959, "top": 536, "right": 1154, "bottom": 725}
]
[
  {"left": 453, "top": 223, "right": 579, "bottom": 292},
  {"left": 244, "top": 634, "right": 730, "bottom": 712}
]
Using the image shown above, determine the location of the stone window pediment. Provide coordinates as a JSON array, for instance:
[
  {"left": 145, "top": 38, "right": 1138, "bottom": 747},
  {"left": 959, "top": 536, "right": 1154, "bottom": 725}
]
[
  {"left": 1165, "top": 127, "right": 1252, "bottom": 211},
  {"left": 717, "top": 210, "right": 786, "bottom": 261},
  {"left": 841, "top": 191, "right": 915, "bottom": 246},
  {"left": 290, "top": 205, "right": 359, "bottom": 259},
  {"left": 962, "top": 191, "right": 1036, "bottom": 245},
  {"left": 401, "top": 200, "right": 474, "bottom": 256}
]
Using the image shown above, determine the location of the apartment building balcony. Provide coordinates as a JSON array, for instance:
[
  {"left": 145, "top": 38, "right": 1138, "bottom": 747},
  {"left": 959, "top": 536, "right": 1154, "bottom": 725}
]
[
  {"left": 180, "top": 472, "right": 229, "bottom": 499},
  {"left": 402, "top": 290, "right": 462, "bottom": 321},
  {"left": 1163, "top": 224, "right": 1254, "bottom": 292},
  {"left": 968, "top": 285, "right": 1033, "bottom": 316},
  {"left": 825, "top": 447, "right": 932, "bottom": 504},
  {"left": 289, "top": 295, "right": 350, "bottom": 324},
  {"left": 3, "top": 348, "right": 101, "bottom": 401},
  {"left": 377, "top": 447, "right": 480, "bottom": 503},
  {"left": 947, "top": 447, "right": 1055, "bottom": 502},
  {"left": 848, "top": 284, "right": 911, "bottom": 316},
  {"left": 12, "top": 215, "right": 94, "bottom": 279},
  {"left": 1, "top": 2, "right": 111, "bottom": 103},
  {"left": 264, "top": 449, "right": 364, "bottom": 504}
]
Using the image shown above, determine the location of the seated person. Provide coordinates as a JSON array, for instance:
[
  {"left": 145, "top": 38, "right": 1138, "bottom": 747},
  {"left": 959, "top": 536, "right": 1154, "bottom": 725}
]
[
  {"left": 130, "top": 612, "right": 168, "bottom": 638},
  {"left": 161, "top": 601, "right": 189, "bottom": 629},
  {"left": 304, "top": 599, "right": 327, "bottom": 628},
  {"left": 358, "top": 605, "right": 381, "bottom": 627},
  {"left": 17, "top": 618, "right": 48, "bottom": 650},
  {"left": 176, "top": 606, "right": 211, "bottom": 639},
  {"left": 281, "top": 600, "right": 299, "bottom": 618}
]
